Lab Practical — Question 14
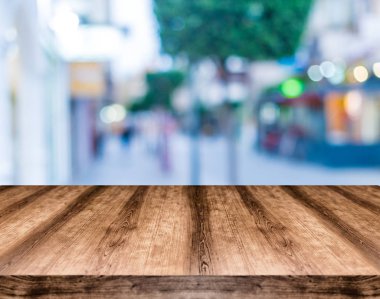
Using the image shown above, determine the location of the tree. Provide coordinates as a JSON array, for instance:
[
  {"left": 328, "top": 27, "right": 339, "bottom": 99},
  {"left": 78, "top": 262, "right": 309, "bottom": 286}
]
[
  {"left": 154, "top": 0, "right": 312, "bottom": 66},
  {"left": 154, "top": 0, "right": 312, "bottom": 184},
  {"left": 129, "top": 71, "right": 184, "bottom": 112},
  {"left": 129, "top": 71, "right": 185, "bottom": 173}
]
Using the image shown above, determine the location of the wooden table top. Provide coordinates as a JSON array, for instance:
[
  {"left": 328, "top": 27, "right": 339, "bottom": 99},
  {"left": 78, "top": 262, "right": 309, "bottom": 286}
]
[
  {"left": 0, "top": 185, "right": 379, "bottom": 276},
  {"left": 0, "top": 186, "right": 379, "bottom": 297}
]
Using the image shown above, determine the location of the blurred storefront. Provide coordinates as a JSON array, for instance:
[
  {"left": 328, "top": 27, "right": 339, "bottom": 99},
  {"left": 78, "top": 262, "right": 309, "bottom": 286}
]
[
  {"left": 70, "top": 62, "right": 106, "bottom": 175},
  {"left": 256, "top": 0, "right": 380, "bottom": 168},
  {"left": 257, "top": 78, "right": 380, "bottom": 166},
  {"left": 0, "top": 0, "right": 147, "bottom": 184}
]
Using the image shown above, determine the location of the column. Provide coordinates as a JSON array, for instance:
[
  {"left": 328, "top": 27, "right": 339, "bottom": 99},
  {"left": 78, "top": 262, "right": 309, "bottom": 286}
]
[
  {"left": 0, "top": 0, "right": 17, "bottom": 184},
  {"left": 15, "top": 0, "right": 49, "bottom": 184}
]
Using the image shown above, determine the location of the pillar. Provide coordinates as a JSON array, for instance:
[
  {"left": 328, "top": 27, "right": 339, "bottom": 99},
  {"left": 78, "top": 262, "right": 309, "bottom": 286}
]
[
  {"left": 0, "top": 0, "right": 18, "bottom": 184},
  {"left": 15, "top": 0, "right": 49, "bottom": 184}
]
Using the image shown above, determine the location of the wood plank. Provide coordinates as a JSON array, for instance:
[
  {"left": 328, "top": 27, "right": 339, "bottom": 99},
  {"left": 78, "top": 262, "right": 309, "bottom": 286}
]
[
  {"left": 0, "top": 276, "right": 378, "bottom": 299},
  {"left": 282, "top": 186, "right": 380, "bottom": 269},
  {"left": 1, "top": 187, "right": 139, "bottom": 275},
  {"left": 99, "top": 186, "right": 189, "bottom": 275},
  {"left": 138, "top": 186, "right": 190, "bottom": 275},
  {"left": 186, "top": 186, "right": 214, "bottom": 275},
  {"left": 0, "top": 187, "right": 89, "bottom": 258},
  {"left": 331, "top": 186, "right": 380, "bottom": 214},
  {"left": 0, "top": 186, "right": 53, "bottom": 217},
  {"left": 0, "top": 186, "right": 104, "bottom": 273},
  {"left": 244, "top": 186, "right": 378, "bottom": 274},
  {"left": 204, "top": 186, "right": 254, "bottom": 275}
]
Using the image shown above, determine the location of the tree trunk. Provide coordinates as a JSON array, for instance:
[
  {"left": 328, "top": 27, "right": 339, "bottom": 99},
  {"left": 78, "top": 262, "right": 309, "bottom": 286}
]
[
  {"left": 217, "top": 59, "right": 239, "bottom": 185},
  {"left": 189, "top": 65, "right": 201, "bottom": 185}
]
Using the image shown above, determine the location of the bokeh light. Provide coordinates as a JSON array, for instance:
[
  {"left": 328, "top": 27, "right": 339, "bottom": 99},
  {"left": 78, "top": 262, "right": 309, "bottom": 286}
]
[
  {"left": 320, "top": 61, "right": 336, "bottom": 78},
  {"left": 280, "top": 78, "right": 304, "bottom": 99},
  {"left": 307, "top": 65, "right": 323, "bottom": 82},
  {"left": 344, "top": 91, "right": 363, "bottom": 119},
  {"left": 260, "top": 102, "right": 279, "bottom": 125},
  {"left": 100, "top": 104, "right": 127, "bottom": 124},
  {"left": 373, "top": 63, "right": 380, "bottom": 78},
  {"left": 353, "top": 66, "right": 369, "bottom": 83}
]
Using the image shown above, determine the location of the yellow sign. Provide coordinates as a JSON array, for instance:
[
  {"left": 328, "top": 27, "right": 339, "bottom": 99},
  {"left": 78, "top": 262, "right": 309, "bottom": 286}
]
[{"left": 70, "top": 62, "right": 106, "bottom": 99}]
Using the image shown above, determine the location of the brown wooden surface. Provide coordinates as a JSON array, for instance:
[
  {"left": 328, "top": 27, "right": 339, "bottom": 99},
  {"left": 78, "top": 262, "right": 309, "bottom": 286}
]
[
  {"left": 0, "top": 276, "right": 379, "bottom": 298},
  {"left": 0, "top": 186, "right": 379, "bottom": 275},
  {"left": 0, "top": 186, "right": 379, "bottom": 297}
]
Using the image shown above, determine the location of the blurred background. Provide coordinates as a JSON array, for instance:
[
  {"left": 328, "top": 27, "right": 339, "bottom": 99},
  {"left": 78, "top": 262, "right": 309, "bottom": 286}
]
[{"left": 1, "top": 0, "right": 380, "bottom": 185}]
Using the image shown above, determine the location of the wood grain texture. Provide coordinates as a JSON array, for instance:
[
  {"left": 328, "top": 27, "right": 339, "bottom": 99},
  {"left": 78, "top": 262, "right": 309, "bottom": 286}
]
[
  {"left": 282, "top": 186, "right": 380, "bottom": 269},
  {"left": 0, "top": 186, "right": 379, "bottom": 297},
  {"left": 0, "top": 276, "right": 379, "bottom": 298},
  {"left": 0, "top": 186, "right": 379, "bottom": 275},
  {"left": 186, "top": 186, "right": 213, "bottom": 275}
]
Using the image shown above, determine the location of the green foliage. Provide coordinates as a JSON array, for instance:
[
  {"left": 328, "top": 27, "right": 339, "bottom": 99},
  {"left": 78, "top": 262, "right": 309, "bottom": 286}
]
[
  {"left": 154, "top": 0, "right": 312, "bottom": 62},
  {"left": 129, "top": 71, "right": 185, "bottom": 112}
]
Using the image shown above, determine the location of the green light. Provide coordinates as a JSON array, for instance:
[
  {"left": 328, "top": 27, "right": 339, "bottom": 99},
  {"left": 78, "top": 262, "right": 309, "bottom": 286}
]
[{"left": 280, "top": 78, "right": 304, "bottom": 99}]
